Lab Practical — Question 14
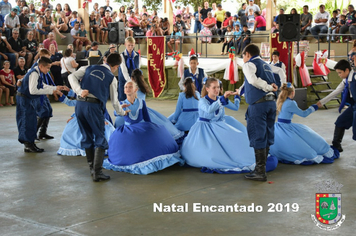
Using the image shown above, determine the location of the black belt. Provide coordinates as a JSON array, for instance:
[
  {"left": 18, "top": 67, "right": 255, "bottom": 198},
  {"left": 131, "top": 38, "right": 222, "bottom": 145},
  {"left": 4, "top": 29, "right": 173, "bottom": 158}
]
[
  {"left": 16, "top": 92, "right": 26, "bottom": 97},
  {"left": 254, "top": 94, "right": 276, "bottom": 104},
  {"left": 77, "top": 96, "right": 100, "bottom": 104}
]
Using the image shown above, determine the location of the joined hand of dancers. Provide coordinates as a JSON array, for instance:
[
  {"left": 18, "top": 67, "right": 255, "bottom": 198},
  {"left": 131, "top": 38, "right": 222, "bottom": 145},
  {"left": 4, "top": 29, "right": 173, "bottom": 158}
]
[
  {"left": 271, "top": 83, "right": 278, "bottom": 92},
  {"left": 223, "top": 89, "right": 240, "bottom": 98}
]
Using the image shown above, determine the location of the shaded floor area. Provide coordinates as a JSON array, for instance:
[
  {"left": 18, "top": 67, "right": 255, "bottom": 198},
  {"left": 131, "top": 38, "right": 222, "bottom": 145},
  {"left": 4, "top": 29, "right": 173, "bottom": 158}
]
[{"left": 0, "top": 99, "right": 355, "bottom": 236}]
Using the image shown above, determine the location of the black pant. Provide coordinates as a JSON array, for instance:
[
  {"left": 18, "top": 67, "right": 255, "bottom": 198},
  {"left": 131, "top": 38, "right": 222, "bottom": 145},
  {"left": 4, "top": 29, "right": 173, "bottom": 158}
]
[
  {"left": 218, "top": 28, "right": 227, "bottom": 40},
  {"left": 237, "top": 38, "right": 251, "bottom": 54},
  {"left": 216, "top": 21, "right": 222, "bottom": 29},
  {"left": 4, "top": 84, "right": 16, "bottom": 96},
  {"left": 222, "top": 41, "right": 233, "bottom": 52}
]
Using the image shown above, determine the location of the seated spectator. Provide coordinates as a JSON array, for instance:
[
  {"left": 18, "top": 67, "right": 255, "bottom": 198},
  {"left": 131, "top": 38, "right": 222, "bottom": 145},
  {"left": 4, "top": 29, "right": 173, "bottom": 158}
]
[
  {"left": 89, "top": 11, "right": 100, "bottom": 42},
  {"left": 103, "top": 44, "right": 117, "bottom": 61},
  {"left": 63, "top": 3, "right": 72, "bottom": 21},
  {"left": 43, "top": 32, "right": 58, "bottom": 51},
  {"left": 4, "top": 8, "right": 20, "bottom": 39},
  {"left": 301, "top": 5, "right": 313, "bottom": 40},
  {"left": 161, "top": 17, "right": 170, "bottom": 36},
  {"left": 339, "top": 4, "right": 356, "bottom": 42},
  {"left": 57, "top": 11, "right": 70, "bottom": 33},
  {"left": 146, "top": 22, "right": 163, "bottom": 37},
  {"left": 128, "top": 11, "right": 141, "bottom": 35},
  {"left": 175, "top": 14, "right": 187, "bottom": 36},
  {"left": 0, "top": 60, "right": 16, "bottom": 105},
  {"left": 337, "top": 15, "right": 346, "bottom": 42},
  {"left": 214, "top": 4, "right": 225, "bottom": 29},
  {"left": 0, "top": 29, "right": 17, "bottom": 69},
  {"left": 69, "top": 11, "right": 82, "bottom": 29},
  {"left": 218, "top": 11, "right": 233, "bottom": 43},
  {"left": 36, "top": 16, "right": 48, "bottom": 42},
  {"left": 311, "top": 4, "right": 330, "bottom": 42},
  {"left": 328, "top": 10, "right": 339, "bottom": 42},
  {"left": 200, "top": 11, "right": 216, "bottom": 43},
  {"left": 93, "top": 3, "right": 100, "bottom": 15},
  {"left": 13, "top": 0, "right": 21, "bottom": 16},
  {"left": 221, "top": 25, "right": 233, "bottom": 55},
  {"left": 23, "top": 31, "right": 37, "bottom": 66},
  {"left": 13, "top": 57, "right": 27, "bottom": 82},
  {"left": 73, "top": 22, "right": 90, "bottom": 51},
  {"left": 19, "top": 6, "right": 31, "bottom": 39},
  {"left": 252, "top": 11, "right": 266, "bottom": 33},
  {"left": 175, "top": 6, "right": 182, "bottom": 16},
  {"left": 99, "top": 7, "right": 106, "bottom": 18},
  {"left": 0, "top": 0, "right": 12, "bottom": 19},
  {"left": 273, "top": 23, "right": 280, "bottom": 33},
  {"left": 290, "top": 8, "right": 298, "bottom": 14},
  {"left": 247, "top": 8, "right": 255, "bottom": 31},
  {"left": 43, "top": 8, "right": 66, "bottom": 39},
  {"left": 140, "top": 13, "right": 149, "bottom": 34},
  {"left": 85, "top": 41, "right": 102, "bottom": 58},
  {"left": 8, "top": 28, "right": 28, "bottom": 67},
  {"left": 60, "top": 48, "right": 78, "bottom": 88},
  {"left": 101, "top": 10, "right": 113, "bottom": 44},
  {"left": 27, "top": 14, "right": 38, "bottom": 40},
  {"left": 167, "top": 24, "right": 181, "bottom": 52},
  {"left": 53, "top": 3, "right": 62, "bottom": 20},
  {"left": 233, "top": 24, "right": 242, "bottom": 49},
  {"left": 274, "top": 8, "right": 284, "bottom": 28},
  {"left": 49, "top": 43, "right": 63, "bottom": 85},
  {"left": 141, "top": 5, "right": 149, "bottom": 18},
  {"left": 119, "top": 13, "right": 133, "bottom": 38},
  {"left": 28, "top": 3, "right": 40, "bottom": 16},
  {"left": 237, "top": 25, "right": 251, "bottom": 54},
  {"left": 40, "top": 0, "right": 53, "bottom": 14},
  {"left": 232, "top": 15, "right": 241, "bottom": 29},
  {"left": 134, "top": 7, "right": 141, "bottom": 21},
  {"left": 111, "top": 11, "right": 119, "bottom": 22},
  {"left": 33, "top": 43, "right": 44, "bottom": 61},
  {"left": 238, "top": 3, "right": 247, "bottom": 28}
]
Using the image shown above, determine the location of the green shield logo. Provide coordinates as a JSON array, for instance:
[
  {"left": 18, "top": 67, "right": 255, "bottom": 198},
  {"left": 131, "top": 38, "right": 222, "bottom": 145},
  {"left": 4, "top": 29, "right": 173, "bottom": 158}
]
[{"left": 316, "top": 193, "right": 342, "bottom": 225}]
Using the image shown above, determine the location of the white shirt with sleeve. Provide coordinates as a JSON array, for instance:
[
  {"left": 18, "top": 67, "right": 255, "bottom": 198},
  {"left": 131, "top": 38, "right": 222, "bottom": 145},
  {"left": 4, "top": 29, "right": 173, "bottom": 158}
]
[
  {"left": 314, "top": 11, "right": 330, "bottom": 26},
  {"left": 61, "top": 57, "right": 77, "bottom": 74},
  {"left": 242, "top": 56, "right": 274, "bottom": 93},
  {"left": 4, "top": 14, "right": 20, "bottom": 28},
  {"left": 68, "top": 64, "right": 126, "bottom": 116},
  {"left": 29, "top": 67, "right": 57, "bottom": 95},
  {"left": 319, "top": 70, "right": 354, "bottom": 105}
]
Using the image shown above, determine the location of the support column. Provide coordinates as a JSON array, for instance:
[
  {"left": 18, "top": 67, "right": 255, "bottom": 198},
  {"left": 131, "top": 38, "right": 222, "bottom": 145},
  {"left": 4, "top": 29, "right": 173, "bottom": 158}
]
[
  {"left": 78, "top": 0, "right": 90, "bottom": 35},
  {"left": 266, "top": 0, "right": 276, "bottom": 31},
  {"left": 163, "top": 0, "right": 174, "bottom": 35}
]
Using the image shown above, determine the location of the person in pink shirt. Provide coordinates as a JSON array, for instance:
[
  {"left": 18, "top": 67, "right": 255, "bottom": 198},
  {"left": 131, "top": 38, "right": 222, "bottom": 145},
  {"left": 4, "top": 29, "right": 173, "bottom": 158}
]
[
  {"left": 128, "top": 11, "right": 140, "bottom": 30},
  {"left": 252, "top": 11, "right": 266, "bottom": 33},
  {"left": 200, "top": 12, "right": 216, "bottom": 43},
  {"left": 43, "top": 32, "right": 58, "bottom": 51}
]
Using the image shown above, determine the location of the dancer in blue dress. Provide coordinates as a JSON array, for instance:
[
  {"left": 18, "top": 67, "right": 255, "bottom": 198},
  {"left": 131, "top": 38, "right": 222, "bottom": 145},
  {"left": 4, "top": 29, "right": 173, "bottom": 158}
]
[
  {"left": 168, "top": 77, "right": 200, "bottom": 132},
  {"left": 181, "top": 78, "right": 278, "bottom": 173},
  {"left": 269, "top": 83, "right": 339, "bottom": 165},
  {"left": 104, "top": 81, "right": 183, "bottom": 175},
  {"left": 114, "top": 69, "right": 185, "bottom": 141},
  {"left": 57, "top": 92, "right": 115, "bottom": 156}
]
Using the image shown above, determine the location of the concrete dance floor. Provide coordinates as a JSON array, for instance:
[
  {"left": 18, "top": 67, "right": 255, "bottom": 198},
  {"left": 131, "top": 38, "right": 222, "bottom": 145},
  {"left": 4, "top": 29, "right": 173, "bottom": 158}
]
[{"left": 0, "top": 99, "right": 355, "bottom": 236}]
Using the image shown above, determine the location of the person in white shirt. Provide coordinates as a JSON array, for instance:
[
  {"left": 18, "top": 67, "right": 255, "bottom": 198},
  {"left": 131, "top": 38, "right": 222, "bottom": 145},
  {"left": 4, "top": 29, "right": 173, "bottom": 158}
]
[
  {"left": 4, "top": 8, "right": 20, "bottom": 38},
  {"left": 310, "top": 4, "right": 330, "bottom": 42},
  {"left": 245, "top": 0, "right": 260, "bottom": 16}
]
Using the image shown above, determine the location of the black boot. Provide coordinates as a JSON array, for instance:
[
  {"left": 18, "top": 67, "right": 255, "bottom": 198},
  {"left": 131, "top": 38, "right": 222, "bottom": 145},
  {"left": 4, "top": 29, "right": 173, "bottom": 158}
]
[
  {"left": 245, "top": 148, "right": 267, "bottom": 181},
  {"left": 85, "top": 147, "right": 95, "bottom": 176},
  {"left": 92, "top": 147, "right": 110, "bottom": 182},
  {"left": 36, "top": 118, "right": 44, "bottom": 141},
  {"left": 332, "top": 126, "right": 345, "bottom": 152},
  {"left": 24, "top": 142, "right": 43, "bottom": 153},
  {"left": 33, "top": 143, "right": 44, "bottom": 152},
  {"left": 39, "top": 118, "right": 54, "bottom": 139}
]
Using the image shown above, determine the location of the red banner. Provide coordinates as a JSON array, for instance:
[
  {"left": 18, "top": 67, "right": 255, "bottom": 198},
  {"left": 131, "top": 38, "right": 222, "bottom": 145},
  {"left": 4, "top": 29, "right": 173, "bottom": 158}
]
[
  {"left": 147, "top": 37, "right": 166, "bottom": 98},
  {"left": 270, "top": 33, "right": 293, "bottom": 83}
]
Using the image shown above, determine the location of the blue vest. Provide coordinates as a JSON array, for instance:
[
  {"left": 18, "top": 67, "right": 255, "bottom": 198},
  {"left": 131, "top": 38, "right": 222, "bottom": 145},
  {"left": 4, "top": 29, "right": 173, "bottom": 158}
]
[
  {"left": 244, "top": 57, "right": 276, "bottom": 105},
  {"left": 80, "top": 65, "right": 114, "bottom": 105},
  {"left": 18, "top": 67, "right": 41, "bottom": 99},
  {"left": 348, "top": 72, "right": 356, "bottom": 105},
  {"left": 270, "top": 61, "right": 283, "bottom": 68},
  {"left": 184, "top": 68, "right": 205, "bottom": 93},
  {"left": 118, "top": 50, "right": 140, "bottom": 81}
]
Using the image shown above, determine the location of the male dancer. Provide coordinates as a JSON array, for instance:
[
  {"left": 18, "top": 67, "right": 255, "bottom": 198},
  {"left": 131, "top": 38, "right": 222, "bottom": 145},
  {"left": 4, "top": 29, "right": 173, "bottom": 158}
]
[
  {"left": 242, "top": 44, "right": 278, "bottom": 181},
  {"left": 68, "top": 53, "right": 129, "bottom": 182},
  {"left": 16, "top": 57, "right": 66, "bottom": 152},
  {"left": 317, "top": 59, "right": 356, "bottom": 151}
]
